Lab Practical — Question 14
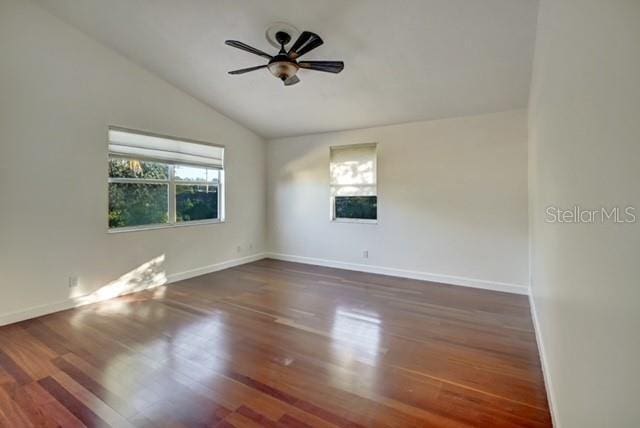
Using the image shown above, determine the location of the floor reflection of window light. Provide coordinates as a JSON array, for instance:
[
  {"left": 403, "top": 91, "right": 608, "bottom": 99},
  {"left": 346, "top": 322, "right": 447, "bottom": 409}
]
[{"left": 331, "top": 307, "right": 381, "bottom": 366}]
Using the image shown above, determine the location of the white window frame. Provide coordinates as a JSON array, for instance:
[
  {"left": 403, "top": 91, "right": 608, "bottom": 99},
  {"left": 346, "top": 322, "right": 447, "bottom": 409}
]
[
  {"left": 107, "top": 128, "right": 225, "bottom": 233},
  {"left": 329, "top": 143, "right": 379, "bottom": 224}
]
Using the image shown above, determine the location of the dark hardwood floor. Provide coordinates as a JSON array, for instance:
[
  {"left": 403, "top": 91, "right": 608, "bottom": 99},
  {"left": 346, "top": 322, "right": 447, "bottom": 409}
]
[{"left": 0, "top": 259, "right": 551, "bottom": 427}]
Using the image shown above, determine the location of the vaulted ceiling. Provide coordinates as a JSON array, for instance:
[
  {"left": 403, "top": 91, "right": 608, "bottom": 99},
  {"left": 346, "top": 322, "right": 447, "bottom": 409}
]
[{"left": 36, "top": 0, "right": 539, "bottom": 139}]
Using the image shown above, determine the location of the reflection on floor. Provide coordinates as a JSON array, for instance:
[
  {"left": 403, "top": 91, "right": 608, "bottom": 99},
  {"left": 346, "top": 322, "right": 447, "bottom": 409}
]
[{"left": 0, "top": 259, "right": 551, "bottom": 427}]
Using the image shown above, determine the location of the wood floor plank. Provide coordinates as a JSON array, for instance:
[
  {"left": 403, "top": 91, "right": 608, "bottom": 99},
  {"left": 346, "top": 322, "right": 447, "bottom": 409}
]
[
  {"left": 38, "top": 376, "right": 110, "bottom": 427},
  {"left": 0, "top": 259, "right": 551, "bottom": 427},
  {"left": 0, "top": 349, "right": 32, "bottom": 386}
]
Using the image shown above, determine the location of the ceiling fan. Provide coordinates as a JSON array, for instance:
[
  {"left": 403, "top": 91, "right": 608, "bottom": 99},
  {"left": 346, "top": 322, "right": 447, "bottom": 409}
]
[{"left": 225, "top": 30, "right": 344, "bottom": 86}]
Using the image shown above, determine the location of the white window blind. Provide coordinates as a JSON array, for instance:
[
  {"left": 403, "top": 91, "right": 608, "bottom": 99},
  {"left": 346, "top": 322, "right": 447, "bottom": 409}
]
[
  {"left": 108, "top": 127, "right": 224, "bottom": 169},
  {"left": 330, "top": 143, "right": 377, "bottom": 197}
]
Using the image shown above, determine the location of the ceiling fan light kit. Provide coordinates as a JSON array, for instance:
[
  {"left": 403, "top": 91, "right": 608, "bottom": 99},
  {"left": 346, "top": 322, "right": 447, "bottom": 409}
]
[
  {"left": 267, "top": 59, "right": 299, "bottom": 82},
  {"left": 225, "top": 26, "right": 344, "bottom": 86}
]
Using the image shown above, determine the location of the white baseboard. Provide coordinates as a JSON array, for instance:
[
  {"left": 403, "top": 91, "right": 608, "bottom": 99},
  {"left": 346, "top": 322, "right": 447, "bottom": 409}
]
[
  {"left": 0, "top": 299, "right": 80, "bottom": 328},
  {"left": 166, "top": 253, "right": 266, "bottom": 283},
  {"left": 529, "top": 293, "right": 559, "bottom": 427},
  {"left": 1, "top": 251, "right": 528, "bottom": 327},
  {"left": 0, "top": 253, "right": 266, "bottom": 327},
  {"left": 265, "top": 252, "right": 529, "bottom": 295}
]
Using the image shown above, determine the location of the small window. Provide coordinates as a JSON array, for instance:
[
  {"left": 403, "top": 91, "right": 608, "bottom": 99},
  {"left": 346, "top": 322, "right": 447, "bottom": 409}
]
[
  {"left": 330, "top": 143, "right": 378, "bottom": 222},
  {"left": 108, "top": 128, "right": 224, "bottom": 231}
]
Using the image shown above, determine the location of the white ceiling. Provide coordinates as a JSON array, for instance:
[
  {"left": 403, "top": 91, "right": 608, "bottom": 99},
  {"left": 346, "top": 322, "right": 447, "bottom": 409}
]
[{"left": 35, "top": 0, "right": 539, "bottom": 139}]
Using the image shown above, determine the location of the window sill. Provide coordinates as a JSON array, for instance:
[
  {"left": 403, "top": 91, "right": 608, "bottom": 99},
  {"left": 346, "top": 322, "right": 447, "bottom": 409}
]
[
  {"left": 331, "top": 218, "right": 378, "bottom": 225},
  {"left": 107, "top": 219, "right": 224, "bottom": 234}
]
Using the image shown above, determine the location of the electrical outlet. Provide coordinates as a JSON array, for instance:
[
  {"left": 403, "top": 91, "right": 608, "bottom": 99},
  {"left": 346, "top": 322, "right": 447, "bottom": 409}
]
[
  {"left": 362, "top": 250, "right": 369, "bottom": 259},
  {"left": 249, "top": 243, "right": 254, "bottom": 250},
  {"left": 68, "top": 276, "right": 78, "bottom": 288},
  {"left": 236, "top": 245, "right": 242, "bottom": 253}
]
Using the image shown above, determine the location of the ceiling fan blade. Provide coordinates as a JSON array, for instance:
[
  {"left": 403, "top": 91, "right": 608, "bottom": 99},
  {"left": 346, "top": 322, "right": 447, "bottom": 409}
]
[
  {"left": 288, "top": 31, "right": 323, "bottom": 59},
  {"left": 288, "top": 31, "right": 312, "bottom": 55},
  {"left": 228, "top": 64, "right": 268, "bottom": 75},
  {"left": 225, "top": 40, "right": 273, "bottom": 60},
  {"left": 298, "top": 61, "right": 344, "bottom": 73},
  {"left": 284, "top": 75, "right": 300, "bottom": 86}
]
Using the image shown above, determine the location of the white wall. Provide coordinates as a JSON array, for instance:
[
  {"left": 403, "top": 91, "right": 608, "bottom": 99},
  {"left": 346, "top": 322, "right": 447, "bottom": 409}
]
[
  {"left": 0, "top": 0, "right": 266, "bottom": 324},
  {"left": 529, "top": 1, "right": 640, "bottom": 426},
  {"left": 267, "top": 110, "right": 529, "bottom": 293}
]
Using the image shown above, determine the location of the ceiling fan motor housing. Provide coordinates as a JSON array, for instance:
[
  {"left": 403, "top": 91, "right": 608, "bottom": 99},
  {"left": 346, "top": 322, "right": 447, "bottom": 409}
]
[{"left": 275, "top": 31, "right": 291, "bottom": 47}]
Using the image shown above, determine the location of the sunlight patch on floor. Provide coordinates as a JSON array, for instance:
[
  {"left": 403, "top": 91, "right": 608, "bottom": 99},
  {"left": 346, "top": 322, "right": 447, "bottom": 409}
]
[{"left": 70, "top": 255, "right": 167, "bottom": 315}]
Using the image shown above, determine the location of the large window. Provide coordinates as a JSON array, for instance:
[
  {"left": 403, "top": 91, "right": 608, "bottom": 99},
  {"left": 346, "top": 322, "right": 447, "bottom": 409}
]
[
  {"left": 108, "top": 128, "right": 224, "bottom": 231},
  {"left": 330, "top": 143, "right": 378, "bottom": 222}
]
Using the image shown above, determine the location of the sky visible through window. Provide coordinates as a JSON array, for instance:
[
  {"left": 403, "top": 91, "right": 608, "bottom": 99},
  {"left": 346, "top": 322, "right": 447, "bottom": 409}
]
[{"left": 174, "top": 165, "right": 219, "bottom": 183}]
